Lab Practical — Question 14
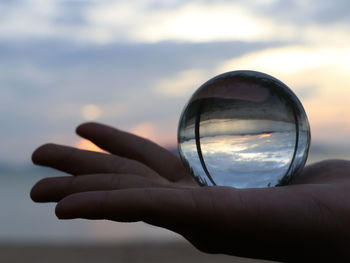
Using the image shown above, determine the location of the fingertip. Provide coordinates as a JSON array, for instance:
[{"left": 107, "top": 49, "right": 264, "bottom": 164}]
[
  {"left": 55, "top": 204, "right": 72, "bottom": 219},
  {"left": 55, "top": 194, "right": 79, "bottom": 219},
  {"left": 76, "top": 122, "right": 120, "bottom": 136},
  {"left": 31, "top": 176, "right": 53, "bottom": 202},
  {"left": 31, "top": 143, "right": 57, "bottom": 165},
  {"left": 55, "top": 192, "right": 102, "bottom": 219},
  {"left": 30, "top": 184, "right": 40, "bottom": 202},
  {"left": 30, "top": 177, "right": 61, "bottom": 202},
  {"left": 76, "top": 122, "right": 101, "bottom": 136}
]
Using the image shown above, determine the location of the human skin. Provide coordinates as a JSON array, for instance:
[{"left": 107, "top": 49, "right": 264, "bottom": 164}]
[{"left": 31, "top": 122, "right": 350, "bottom": 262}]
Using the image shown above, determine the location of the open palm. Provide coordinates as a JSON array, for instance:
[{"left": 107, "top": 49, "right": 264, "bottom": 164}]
[{"left": 31, "top": 122, "right": 350, "bottom": 262}]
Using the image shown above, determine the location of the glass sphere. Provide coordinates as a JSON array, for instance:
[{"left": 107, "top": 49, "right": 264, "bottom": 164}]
[{"left": 178, "top": 70, "right": 310, "bottom": 188}]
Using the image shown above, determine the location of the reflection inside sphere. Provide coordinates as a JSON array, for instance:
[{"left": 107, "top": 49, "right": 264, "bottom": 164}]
[{"left": 178, "top": 70, "right": 310, "bottom": 188}]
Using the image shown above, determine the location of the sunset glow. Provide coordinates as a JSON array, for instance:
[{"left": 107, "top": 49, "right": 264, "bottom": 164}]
[
  {"left": 2, "top": 0, "right": 350, "bottom": 165},
  {"left": 3, "top": 0, "right": 350, "bottom": 249},
  {"left": 259, "top": 133, "right": 272, "bottom": 138},
  {"left": 81, "top": 104, "right": 102, "bottom": 121},
  {"left": 130, "top": 122, "right": 176, "bottom": 147},
  {"left": 75, "top": 138, "right": 106, "bottom": 153}
]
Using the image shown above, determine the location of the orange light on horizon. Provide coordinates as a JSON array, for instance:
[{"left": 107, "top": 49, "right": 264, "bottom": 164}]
[
  {"left": 259, "top": 133, "right": 272, "bottom": 138},
  {"left": 130, "top": 122, "right": 176, "bottom": 148},
  {"left": 75, "top": 138, "right": 106, "bottom": 153}
]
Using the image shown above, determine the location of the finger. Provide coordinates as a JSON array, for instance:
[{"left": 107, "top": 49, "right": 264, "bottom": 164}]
[
  {"left": 55, "top": 185, "right": 350, "bottom": 261},
  {"left": 32, "top": 144, "right": 165, "bottom": 182},
  {"left": 31, "top": 173, "right": 168, "bottom": 203},
  {"left": 54, "top": 186, "right": 272, "bottom": 228},
  {"left": 55, "top": 184, "right": 347, "bottom": 242},
  {"left": 76, "top": 122, "right": 186, "bottom": 182},
  {"left": 54, "top": 187, "right": 283, "bottom": 257},
  {"left": 55, "top": 187, "right": 206, "bottom": 225}
]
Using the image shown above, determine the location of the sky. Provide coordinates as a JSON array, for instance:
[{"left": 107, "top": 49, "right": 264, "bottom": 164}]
[{"left": 1, "top": 0, "right": 350, "bottom": 164}]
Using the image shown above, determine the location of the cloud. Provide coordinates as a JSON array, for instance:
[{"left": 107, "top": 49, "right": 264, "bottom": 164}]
[
  {"left": 1, "top": 0, "right": 350, "bottom": 164},
  {"left": 219, "top": 45, "right": 350, "bottom": 76},
  {"left": 259, "top": 0, "right": 350, "bottom": 24},
  {"left": 217, "top": 44, "right": 350, "bottom": 143},
  {"left": 0, "top": 0, "right": 349, "bottom": 44},
  {"left": 86, "top": 1, "right": 286, "bottom": 43},
  {"left": 2, "top": 38, "right": 350, "bottom": 163},
  {"left": 153, "top": 69, "right": 208, "bottom": 97},
  {"left": 0, "top": 39, "right": 278, "bottom": 163}
]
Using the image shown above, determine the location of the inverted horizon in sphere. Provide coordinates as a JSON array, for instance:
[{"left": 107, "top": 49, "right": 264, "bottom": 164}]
[{"left": 178, "top": 70, "right": 310, "bottom": 188}]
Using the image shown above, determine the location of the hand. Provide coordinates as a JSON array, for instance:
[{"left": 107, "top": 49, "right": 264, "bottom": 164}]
[{"left": 31, "top": 122, "right": 350, "bottom": 262}]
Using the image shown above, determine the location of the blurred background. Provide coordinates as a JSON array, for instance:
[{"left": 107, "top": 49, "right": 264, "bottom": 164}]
[{"left": 1, "top": 0, "right": 349, "bottom": 262}]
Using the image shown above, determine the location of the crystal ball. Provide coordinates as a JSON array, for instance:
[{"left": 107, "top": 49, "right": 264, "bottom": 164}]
[{"left": 178, "top": 70, "right": 310, "bottom": 188}]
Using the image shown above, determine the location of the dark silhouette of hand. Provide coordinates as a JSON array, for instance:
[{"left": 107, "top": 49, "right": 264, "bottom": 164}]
[{"left": 31, "top": 122, "right": 350, "bottom": 262}]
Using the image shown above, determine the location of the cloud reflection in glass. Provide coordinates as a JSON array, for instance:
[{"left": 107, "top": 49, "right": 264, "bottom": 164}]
[{"left": 178, "top": 70, "right": 310, "bottom": 188}]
